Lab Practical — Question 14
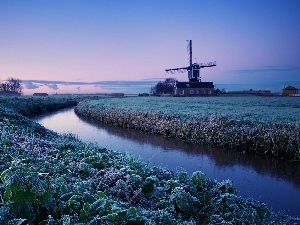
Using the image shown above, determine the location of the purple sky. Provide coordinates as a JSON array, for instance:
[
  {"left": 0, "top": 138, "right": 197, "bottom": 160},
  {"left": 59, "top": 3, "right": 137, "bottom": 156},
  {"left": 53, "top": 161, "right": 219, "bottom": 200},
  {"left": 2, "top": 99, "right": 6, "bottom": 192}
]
[{"left": 1, "top": 0, "right": 299, "bottom": 94}]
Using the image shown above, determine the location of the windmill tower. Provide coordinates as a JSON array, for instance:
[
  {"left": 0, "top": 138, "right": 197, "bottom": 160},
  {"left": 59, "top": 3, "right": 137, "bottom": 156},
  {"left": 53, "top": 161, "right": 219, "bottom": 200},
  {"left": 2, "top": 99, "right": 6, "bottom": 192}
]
[
  {"left": 165, "top": 40, "right": 216, "bottom": 96},
  {"left": 165, "top": 40, "right": 216, "bottom": 82}
]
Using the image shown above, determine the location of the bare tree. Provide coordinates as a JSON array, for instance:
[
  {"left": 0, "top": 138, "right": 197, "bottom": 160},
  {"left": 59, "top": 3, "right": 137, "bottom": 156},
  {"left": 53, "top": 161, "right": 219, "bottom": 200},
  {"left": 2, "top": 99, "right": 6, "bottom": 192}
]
[{"left": 0, "top": 77, "right": 23, "bottom": 94}]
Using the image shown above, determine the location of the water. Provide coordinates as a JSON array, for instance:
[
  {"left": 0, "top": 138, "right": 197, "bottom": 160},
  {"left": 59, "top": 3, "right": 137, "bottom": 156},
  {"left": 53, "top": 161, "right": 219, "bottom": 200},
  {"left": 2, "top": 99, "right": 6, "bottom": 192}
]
[{"left": 35, "top": 107, "right": 300, "bottom": 217}]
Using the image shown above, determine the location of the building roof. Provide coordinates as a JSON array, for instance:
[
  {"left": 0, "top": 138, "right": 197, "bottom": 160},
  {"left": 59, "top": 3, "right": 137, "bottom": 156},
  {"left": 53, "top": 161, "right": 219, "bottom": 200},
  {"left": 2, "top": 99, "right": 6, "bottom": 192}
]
[
  {"left": 175, "top": 82, "right": 214, "bottom": 88},
  {"left": 33, "top": 93, "right": 48, "bottom": 96},
  {"left": 283, "top": 85, "right": 298, "bottom": 90}
]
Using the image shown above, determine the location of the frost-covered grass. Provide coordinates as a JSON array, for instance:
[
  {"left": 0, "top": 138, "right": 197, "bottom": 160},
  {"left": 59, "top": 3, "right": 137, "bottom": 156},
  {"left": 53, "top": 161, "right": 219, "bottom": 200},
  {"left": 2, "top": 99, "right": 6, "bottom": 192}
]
[
  {"left": 0, "top": 95, "right": 110, "bottom": 118},
  {"left": 85, "top": 96, "right": 300, "bottom": 124},
  {"left": 0, "top": 95, "right": 80, "bottom": 117},
  {"left": 75, "top": 96, "right": 300, "bottom": 160},
  {"left": 1, "top": 96, "right": 299, "bottom": 224}
]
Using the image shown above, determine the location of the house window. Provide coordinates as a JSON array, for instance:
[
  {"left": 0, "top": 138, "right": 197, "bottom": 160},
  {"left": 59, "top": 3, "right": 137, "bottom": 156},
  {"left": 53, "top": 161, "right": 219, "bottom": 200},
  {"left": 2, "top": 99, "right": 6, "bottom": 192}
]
[
  {"left": 202, "top": 90, "right": 206, "bottom": 94},
  {"left": 208, "top": 90, "right": 212, "bottom": 94},
  {"left": 179, "top": 90, "right": 184, "bottom": 95},
  {"left": 190, "top": 90, "right": 194, "bottom": 94},
  {"left": 196, "top": 90, "right": 199, "bottom": 94}
]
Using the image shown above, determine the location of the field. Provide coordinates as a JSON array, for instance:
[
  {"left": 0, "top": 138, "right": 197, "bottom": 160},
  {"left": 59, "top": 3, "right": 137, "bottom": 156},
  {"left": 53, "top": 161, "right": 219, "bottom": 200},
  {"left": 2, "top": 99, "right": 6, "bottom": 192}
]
[
  {"left": 75, "top": 96, "right": 300, "bottom": 160},
  {"left": 0, "top": 95, "right": 299, "bottom": 224},
  {"left": 82, "top": 96, "right": 300, "bottom": 124}
]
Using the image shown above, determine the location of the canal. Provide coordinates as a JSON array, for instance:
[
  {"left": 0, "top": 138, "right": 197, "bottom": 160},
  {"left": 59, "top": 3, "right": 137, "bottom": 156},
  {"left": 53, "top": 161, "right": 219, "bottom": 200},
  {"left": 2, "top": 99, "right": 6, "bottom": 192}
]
[{"left": 35, "top": 107, "right": 300, "bottom": 217}]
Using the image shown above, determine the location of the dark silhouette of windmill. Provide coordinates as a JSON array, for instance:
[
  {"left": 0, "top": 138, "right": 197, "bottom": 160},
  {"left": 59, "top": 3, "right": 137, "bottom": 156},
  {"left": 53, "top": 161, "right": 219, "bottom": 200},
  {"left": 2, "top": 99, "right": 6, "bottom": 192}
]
[{"left": 165, "top": 40, "right": 216, "bottom": 82}]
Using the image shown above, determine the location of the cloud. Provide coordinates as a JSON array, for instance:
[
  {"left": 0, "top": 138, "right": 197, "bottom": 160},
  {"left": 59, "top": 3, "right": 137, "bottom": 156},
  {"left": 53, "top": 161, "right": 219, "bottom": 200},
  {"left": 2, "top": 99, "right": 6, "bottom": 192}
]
[
  {"left": 21, "top": 79, "right": 159, "bottom": 94},
  {"left": 23, "top": 81, "right": 43, "bottom": 89},
  {"left": 22, "top": 79, "right": 159, "bottom": 88},
  {"left": 23, "top": 80, "right": 60, "bottom": 91},
  {"left": 232, "top": 66, "right": 300, "bottom": 74},
  {"left": 93, "top": 81, "right": 159, "bottom": 92},
  {"left": 44, "top": 83, "right": 59, "bottom": 90},
  {"left": 23, "top": 80, "right": 87, "bottom": 86},
  {"left": 141, "top": 78, "right": 166, "bottom": 81}
]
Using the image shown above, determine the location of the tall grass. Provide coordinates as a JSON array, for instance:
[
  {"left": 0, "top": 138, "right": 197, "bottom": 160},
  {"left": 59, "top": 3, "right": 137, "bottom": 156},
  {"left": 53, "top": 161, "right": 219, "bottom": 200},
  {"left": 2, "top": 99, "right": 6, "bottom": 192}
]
[{"left": 75, "top": 96, "right": 300, "bottom": 160}]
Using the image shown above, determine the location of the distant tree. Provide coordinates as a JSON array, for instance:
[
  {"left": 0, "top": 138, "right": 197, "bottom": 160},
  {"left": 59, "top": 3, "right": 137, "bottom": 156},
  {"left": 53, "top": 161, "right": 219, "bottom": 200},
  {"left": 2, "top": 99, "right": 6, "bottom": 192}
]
[
  {"left": 151, "top": 78, "right": 178, "bottom": 95},
  {"left": 0, "top": 77, "right": 23, "bottom": 94},
  {"left": 214, "top": 89, "right": 221, "bottom": 95}
]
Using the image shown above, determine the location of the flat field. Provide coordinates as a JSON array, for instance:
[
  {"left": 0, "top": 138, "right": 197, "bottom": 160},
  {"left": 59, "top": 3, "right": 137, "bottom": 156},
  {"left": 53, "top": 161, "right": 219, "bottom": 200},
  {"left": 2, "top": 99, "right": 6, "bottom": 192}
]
[
  {"left": 87, "top": 96, "right": 300, "bottom": 124},
  {"left": 75, "top": 96, "right": 300, "bottom": 160}
]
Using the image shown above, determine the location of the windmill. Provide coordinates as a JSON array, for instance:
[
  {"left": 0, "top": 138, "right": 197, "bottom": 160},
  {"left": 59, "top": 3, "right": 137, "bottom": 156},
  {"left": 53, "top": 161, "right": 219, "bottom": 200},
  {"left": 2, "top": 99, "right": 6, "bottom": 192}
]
[{"left": 165, "top": 40, "right": 216, "bottom": 82}]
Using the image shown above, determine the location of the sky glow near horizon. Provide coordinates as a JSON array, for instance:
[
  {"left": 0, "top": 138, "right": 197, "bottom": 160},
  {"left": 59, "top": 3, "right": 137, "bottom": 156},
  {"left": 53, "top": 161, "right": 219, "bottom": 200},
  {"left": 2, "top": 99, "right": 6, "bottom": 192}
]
[{"left": 0, "top": 0, "right": 300, "bottom": 94}]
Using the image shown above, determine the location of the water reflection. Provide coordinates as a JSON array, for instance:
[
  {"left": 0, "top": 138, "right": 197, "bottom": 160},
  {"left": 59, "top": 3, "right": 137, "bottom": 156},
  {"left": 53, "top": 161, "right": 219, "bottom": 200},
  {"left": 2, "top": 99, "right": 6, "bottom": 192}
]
[
  {"left": 81, "top": 116, "right": 300, "bottom": 188},
  {"left": 35, "top": 108, "right": 300, "bottom": 216}
]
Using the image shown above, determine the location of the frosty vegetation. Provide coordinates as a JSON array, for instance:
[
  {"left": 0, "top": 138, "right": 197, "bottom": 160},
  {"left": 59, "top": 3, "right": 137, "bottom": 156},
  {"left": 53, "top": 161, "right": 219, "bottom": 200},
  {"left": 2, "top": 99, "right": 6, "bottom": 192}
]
[
  {"left": 75, "top": 96, "right": 300, "bottom": 160},
  {"left": 0, "top": 95, "right": 299, "bottom": 224}
]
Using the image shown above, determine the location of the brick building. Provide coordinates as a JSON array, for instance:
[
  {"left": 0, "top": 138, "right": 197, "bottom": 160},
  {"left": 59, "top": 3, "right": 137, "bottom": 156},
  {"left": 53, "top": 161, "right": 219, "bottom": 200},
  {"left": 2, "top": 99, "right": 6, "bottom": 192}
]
[
  {"left": 174, "top": 82, "right": 214, "bottom": 96},
  {"left": 282, "top": 86, "right": 298, "bottom": 96}
]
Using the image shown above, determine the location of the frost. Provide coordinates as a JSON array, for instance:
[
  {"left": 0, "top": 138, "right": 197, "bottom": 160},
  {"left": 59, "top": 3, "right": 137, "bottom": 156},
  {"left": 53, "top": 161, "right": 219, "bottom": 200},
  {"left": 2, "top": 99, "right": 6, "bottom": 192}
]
[{"left": 0, "top": 96, "right": 298, "bottom": 224}]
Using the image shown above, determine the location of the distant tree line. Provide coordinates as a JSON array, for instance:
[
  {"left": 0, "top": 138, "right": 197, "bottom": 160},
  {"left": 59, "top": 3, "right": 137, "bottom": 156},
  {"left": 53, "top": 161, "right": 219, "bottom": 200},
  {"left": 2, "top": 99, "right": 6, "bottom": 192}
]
[
  {"left": 0, "top": 78, "right": 23, "bottom": 95},
  {"left": 151, "top": 78, "right": 177, "bottom": 95}
]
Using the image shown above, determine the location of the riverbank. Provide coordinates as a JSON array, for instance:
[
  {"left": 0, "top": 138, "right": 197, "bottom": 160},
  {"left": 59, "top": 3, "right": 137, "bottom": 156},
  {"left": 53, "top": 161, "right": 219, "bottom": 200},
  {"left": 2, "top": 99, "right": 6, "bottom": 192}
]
[
  {"left": 0, "top": 95, "right": 107, "bottom": 117},
  {"left": 0, "top": 96, "right": 299, "bottom": 224},
  {"left": 74, "top": 96, "right": 300, "bottom": 160},
  {"left": 36, "top": 106, "right": 300, "bottom": 216}
]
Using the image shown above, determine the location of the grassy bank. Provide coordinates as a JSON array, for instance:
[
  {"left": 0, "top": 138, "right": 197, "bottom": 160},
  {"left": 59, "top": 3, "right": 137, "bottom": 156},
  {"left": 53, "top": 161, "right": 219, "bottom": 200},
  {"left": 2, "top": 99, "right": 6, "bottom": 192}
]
[
  {"left": 0, "top": 96, "right": 77, "bottom": 117},
  {"left": 74, "top": 96, "right": 300, "bottom": 160},
  {"left": 0, "top": 96, "right": 299, "bottom": 224},
  {"left": 0, "top": 95, "right": 107, "bottom": 117}
]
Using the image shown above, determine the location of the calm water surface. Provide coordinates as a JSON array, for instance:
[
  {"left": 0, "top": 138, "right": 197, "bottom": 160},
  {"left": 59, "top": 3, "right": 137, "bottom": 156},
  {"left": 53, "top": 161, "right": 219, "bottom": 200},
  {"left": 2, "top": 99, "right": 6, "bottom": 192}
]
[{"left": 35, "top": 108, "right": 300, "bottom": 217}]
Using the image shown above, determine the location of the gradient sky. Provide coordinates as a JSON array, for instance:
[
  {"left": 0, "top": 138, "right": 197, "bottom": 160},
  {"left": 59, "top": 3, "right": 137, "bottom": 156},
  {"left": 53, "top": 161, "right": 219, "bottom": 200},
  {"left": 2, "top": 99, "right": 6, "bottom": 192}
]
[{"left": 1, "top": 0, "right": 299, "bottom": 94}]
